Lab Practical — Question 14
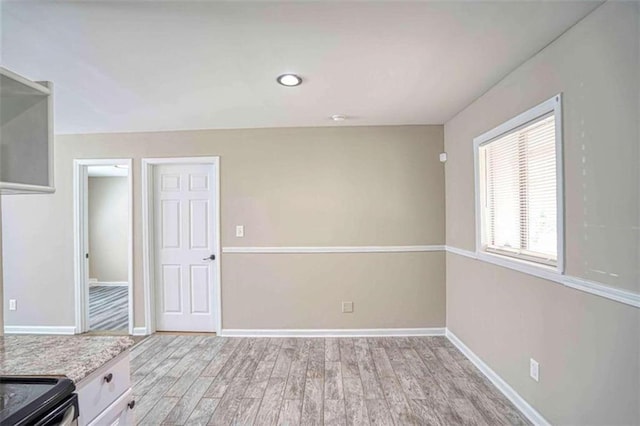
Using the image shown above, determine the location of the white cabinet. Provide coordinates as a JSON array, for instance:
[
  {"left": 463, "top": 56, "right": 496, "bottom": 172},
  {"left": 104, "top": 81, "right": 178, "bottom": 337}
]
[
  {"left": 88, "top": 389, "right": 135, "bottom": 426},
  {"left": 0, "top": 67, "right": 54, "bottom": 194},
  {"left": 76, "top": 351, "right": 135, "bottom": 426}
]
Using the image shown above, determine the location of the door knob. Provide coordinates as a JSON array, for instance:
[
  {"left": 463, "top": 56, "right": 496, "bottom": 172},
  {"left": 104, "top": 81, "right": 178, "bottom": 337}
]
[{"left": 203, "top": 254, "right": 216, "bottom": 261}]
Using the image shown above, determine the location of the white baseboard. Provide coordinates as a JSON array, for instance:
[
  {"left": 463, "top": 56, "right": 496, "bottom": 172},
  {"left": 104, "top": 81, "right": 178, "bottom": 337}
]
[
  {"left": 446, "top": 329, "right": 550, "bottom": 426},
  {"left": 220, "top": 327, "right": 446, "bottom": 337},
  {"left": 132, "top": 327, "right": 148, "bottom": 336},
  {"left": 4, "top": 325, "right": 77, "bottom": 335},
  {"left": 90, "top": 281, "right": 128, "bottom": 287}
]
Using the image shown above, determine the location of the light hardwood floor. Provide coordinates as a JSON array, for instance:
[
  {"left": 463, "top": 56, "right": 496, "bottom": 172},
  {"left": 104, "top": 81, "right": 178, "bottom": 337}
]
[{"left": 130, "top": 335, "right": 530, "bottom": 425}]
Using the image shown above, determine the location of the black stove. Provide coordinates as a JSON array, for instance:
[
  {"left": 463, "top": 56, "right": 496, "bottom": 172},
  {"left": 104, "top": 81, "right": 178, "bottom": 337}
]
[{"left": 0, "top": 377, "right": 77, "bottom": 426}]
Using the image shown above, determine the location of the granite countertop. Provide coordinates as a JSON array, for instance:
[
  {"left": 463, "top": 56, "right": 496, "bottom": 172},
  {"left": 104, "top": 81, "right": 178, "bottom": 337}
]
[{"left": 0, "top": 335, "right": 135, "bottom": 383}]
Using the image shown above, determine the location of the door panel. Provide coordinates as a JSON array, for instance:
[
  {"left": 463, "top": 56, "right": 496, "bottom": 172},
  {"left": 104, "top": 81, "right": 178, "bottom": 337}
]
[
  {"left": 154, "top": 163, "right": 217, "bottom": 332},
  {"left": 162, "top": 265, "right": 182, "bottom": 313},
  {"left": 189, "top": 173, "right": 209, "bottom": 191},
  {"left": 189, "top": 200, "right": 209, "bottom": 249},
  {"left": 190, "top": 265, "right": 210, "bottom": 314},
  {"left": 161, "top": 200, "right": 181, "bottom": 249}
]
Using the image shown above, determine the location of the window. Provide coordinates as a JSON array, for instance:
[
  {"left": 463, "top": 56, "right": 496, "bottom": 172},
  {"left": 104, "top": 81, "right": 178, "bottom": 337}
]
[{"left": 475, "top": 95, "right": 563, "bottom": 271}]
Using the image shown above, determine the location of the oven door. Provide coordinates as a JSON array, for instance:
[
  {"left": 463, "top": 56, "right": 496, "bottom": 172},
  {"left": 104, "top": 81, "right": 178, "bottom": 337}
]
[{"left": 32, "top": 394, "right": 79, "bottom": 426}]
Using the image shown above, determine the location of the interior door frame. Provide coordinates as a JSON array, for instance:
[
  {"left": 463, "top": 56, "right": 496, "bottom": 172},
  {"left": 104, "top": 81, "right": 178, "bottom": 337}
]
[
  {"left": 73, "top": 158, "right": 134, "bottom": 335},
  {"left": 141, "top": 156, "right": 222, "bottom": 335}
]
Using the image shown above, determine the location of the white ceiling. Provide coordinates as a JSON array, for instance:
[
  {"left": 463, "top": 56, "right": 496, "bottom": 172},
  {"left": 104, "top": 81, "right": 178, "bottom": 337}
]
[{"left": 1, "top": 1, "right": 601, "bottom": 135}]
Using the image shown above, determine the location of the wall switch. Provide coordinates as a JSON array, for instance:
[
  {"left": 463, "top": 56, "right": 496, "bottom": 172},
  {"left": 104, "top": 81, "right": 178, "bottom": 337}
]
[
  {"left": 530, "top": 358, "right": 539, "bottom": 382},
  {"left": 235, "top": 225, "right": 244, "bottom": 238},
  {"left": 9, "top": 299, "right": 17, "bottom": 311},
  {"left": 342, "top": 301, "right": 354, "bottom": 313},
  {"left": 439, "top": 152, "right": 448, "bottom": 163}
]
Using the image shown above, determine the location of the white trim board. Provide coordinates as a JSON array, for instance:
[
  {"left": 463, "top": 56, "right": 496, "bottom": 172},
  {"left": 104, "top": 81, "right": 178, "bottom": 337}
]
[
  {"left": 4, "top": 326, "right": 77, "bottom": 335},
  {"left": 132, "top": 327, "right": 148, "bottom": 336},
  {"left": 446, "top": 329, "right": 550, "bottom": 426},
  {"left": 220, "top": 328, "right": 445, "bottom": 337},
  {"left": 90, "top": 281, "right": 128, "bottom": 287},
  {"left": 222, "top": 245, "right": 445, "bottom": 254},
  {"left": 445, "top": 246, "right": 640, "bottom": 309}
]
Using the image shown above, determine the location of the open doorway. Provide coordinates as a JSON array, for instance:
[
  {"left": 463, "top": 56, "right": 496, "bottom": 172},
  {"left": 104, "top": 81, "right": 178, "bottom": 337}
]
[{"left": 74, "top": 159, "right": 133, "bottom": 335}]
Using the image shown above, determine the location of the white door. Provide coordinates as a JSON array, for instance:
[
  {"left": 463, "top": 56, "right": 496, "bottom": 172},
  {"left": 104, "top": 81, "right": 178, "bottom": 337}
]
[{"left": 154, "top": 163, "right": 218, "bottom": 332}]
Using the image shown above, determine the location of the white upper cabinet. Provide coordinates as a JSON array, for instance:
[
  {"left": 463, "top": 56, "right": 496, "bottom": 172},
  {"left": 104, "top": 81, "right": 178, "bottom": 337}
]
[{"left": 0, "top": 67, "right": 54, "bottom": 194}]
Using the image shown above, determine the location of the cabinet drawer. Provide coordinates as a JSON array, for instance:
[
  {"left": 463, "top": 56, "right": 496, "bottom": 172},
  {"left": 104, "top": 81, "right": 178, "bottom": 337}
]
[
  {"left": 77, "top": 351, "right": 131, "bottom": 425},
  {"left": 88, "top": 388, "right": 135, "bottom": 426}
]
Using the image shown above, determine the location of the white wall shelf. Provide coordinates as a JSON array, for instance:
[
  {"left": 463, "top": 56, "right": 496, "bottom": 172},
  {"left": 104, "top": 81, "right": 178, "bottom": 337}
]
[{"left": 0, "top": 67, "right": 54, "bottom": 194}]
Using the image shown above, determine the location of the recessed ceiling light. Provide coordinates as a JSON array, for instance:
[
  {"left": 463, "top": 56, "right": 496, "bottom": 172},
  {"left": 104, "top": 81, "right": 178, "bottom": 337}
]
[
  {"left": 277, "top": 74, "right": 302, "bottom": 87},
  {"left": 330, "top": 114, "right": 347, "bottom": 121}
]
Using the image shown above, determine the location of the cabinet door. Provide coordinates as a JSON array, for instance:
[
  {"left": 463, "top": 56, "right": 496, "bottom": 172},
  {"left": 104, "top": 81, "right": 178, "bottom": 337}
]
[
  {"left": 87, "top": 388, "right": 135, "bottom": 426},
  {"left": 77, "top": 352, "right": 131, "bottom": 424}
]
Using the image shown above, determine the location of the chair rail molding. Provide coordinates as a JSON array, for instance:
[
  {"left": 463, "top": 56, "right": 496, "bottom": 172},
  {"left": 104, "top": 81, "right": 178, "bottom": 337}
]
[
  {"left": 445, "top": 246, "right": 640, "bottom": 309},
  {"left": 222, "top": 245, "right": 446, "bottom": 254}
]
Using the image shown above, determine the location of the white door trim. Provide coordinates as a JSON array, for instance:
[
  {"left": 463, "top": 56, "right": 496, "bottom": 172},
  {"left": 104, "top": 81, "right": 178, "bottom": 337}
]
[
  {"left": 73, "top": 158, "right": 134, "bottom": 335},
  {"left": 141, "top": 157, "right": 222, "bottom": 335}
]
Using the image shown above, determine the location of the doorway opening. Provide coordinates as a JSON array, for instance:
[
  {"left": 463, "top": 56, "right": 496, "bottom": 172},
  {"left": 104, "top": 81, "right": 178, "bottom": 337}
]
[
  {"left": 141, "top": 157, "right": 221, "bottom": 335},
  {"left": 73, "top": 159, "right": 133, "bottom": 335}
]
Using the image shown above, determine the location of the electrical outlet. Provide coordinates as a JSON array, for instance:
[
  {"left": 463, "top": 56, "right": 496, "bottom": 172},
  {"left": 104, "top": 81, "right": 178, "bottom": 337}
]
[
  {"left": 530, "top": 358, "right": 539, "bottom": 382},
  {"left": 9, "top": 299, "right": 17, "bottom": 311},
  {"left": 235, "top": 225, "right": 244, "bottom": 238},
  {"left": 342, "top": 301, "right": 354, "bottom": 313}
]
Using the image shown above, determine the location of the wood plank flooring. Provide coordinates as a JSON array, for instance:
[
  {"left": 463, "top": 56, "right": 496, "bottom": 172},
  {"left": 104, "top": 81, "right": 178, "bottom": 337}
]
[
  {"left": 131, "top": 335, "right": 530, "bottom": 425},
  {"left": 89, "top": 285, "right": 128, "bottom": 331}
]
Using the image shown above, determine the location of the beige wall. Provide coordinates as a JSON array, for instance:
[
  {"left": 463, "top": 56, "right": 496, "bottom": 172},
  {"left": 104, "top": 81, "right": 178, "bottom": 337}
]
[
  {"left": 445, "top": 2, "right": 639, "bottom": 425},
  {"left": 88, "top": 176, "right": 128, "bottom": 283},
  {"left": 224, "top": 252, "right": 445, "bottom": 329},
  {"left": 1, "top": 125, "right": 445, "bottom": 329}
]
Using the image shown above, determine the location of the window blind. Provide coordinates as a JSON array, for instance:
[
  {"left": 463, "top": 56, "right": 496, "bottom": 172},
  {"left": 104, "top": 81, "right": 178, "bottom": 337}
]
[{"left": 481, "top": 114, "right": 557, "bottom": 265}]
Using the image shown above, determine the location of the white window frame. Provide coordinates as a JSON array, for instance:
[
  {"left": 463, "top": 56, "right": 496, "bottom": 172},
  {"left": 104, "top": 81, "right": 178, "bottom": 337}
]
[{"left": 473, "top": 94, "right": 564, "bottom": 274}]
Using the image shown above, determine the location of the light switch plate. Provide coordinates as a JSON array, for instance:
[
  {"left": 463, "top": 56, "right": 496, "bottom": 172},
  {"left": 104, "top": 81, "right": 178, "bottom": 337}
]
[
  {"left": 9, "top": 299, "right": 16, "bottom": 311},
  {"left": 530, "top": 358, "right": 539, "bottom": 382},
  {"left": 439, "top": 152, "right": 448, "bottom": 163},
  {"left": 342, "top": 301, "right": 354, "bottom": 313},
  {"left": 235, "top": 225, "right": 244, "bottom": 238}
]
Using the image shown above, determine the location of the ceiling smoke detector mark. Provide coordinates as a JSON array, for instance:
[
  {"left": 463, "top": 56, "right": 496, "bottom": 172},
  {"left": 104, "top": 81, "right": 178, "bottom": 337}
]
[{"left": 277, "top": 74, "right": 302, "bottom": 87}]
